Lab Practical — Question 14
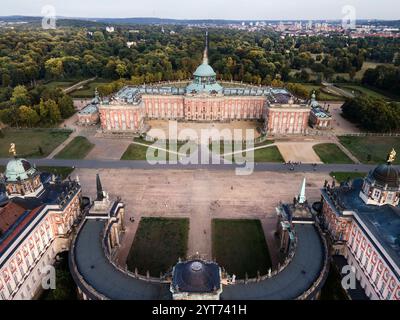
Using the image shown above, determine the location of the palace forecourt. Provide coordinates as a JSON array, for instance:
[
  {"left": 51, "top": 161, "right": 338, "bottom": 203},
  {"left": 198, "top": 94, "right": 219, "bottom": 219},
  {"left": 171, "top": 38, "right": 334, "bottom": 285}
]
[
  {"left": 69, "top": 173, "right": 328, "bottom": 300},
  {"left": 71, "top": 219, "right": 326, "bottom": 300}
]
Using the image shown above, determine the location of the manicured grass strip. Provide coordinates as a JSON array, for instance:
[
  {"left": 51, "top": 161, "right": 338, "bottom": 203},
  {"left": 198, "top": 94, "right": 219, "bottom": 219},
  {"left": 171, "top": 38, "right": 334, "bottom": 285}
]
[
  {"left": 313, "top": 143, "right": 354, "bottom": 164},
  {"left": 330, "top": 172, "right": 367, "bottom": 184},
  {"left": 253, "top": 145, "right": 284, "bottom": 163},
  {"left": 54, "top": 136, "right": 94, "bottom": 159},
  {"left": 126, "top": 217, "right": 189, "bottom": 277},
  {"left": 0, "top": 129, "right": 71, "bottom": 158},
  {"left": 212, "top": 219, "right": 272, "bottom": 279},
  {"left": 69, "top": 80, "right": 111, "bottom": 98},
  {"left": 339, "top": 136, "right": 400, "bottom": 164},
  {"left": 121, "top": 143, "right": 166, "bottom": 161},
  {"left": 122, "top": 141, "right": 197, "bottom": 161}
]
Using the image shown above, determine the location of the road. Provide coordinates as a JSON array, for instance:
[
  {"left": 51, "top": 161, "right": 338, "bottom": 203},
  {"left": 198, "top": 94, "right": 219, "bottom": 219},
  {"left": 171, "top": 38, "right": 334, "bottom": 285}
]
[{"left": 0, "top": 158, "right": 384, "bottom": 173}]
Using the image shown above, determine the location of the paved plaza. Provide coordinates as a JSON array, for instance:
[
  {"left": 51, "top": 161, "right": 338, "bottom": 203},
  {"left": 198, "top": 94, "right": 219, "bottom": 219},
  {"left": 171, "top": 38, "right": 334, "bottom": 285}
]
[
  {"left": 276, "top": 141, "right": 323, "bottom": 164},
  {"left": 328, "top": 102, "right": 360, "bottom": 134},
  {"left": 72, "top": 168, "right": 330, "bottom": 269}
]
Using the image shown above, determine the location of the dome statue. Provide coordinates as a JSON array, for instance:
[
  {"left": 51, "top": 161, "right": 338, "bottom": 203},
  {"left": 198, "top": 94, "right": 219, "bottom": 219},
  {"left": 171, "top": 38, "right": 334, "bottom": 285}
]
[{"left": 3, "top": 144, "right": 43, "bottom": 198}]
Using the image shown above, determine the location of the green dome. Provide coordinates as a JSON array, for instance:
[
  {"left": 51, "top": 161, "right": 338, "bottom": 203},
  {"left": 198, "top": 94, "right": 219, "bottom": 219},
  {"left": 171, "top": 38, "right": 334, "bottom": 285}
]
[
  {"left": 193, "top": 62, "right": 216, "bottom": 77},
  {"left": 5, "top": 158, "right": 37, "bottom": 182}
]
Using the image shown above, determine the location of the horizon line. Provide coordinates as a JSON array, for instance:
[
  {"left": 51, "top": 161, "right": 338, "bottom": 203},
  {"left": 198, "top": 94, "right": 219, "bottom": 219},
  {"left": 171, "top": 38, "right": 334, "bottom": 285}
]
[{"left": 1, "top": 14, "right": 399, "bottom": 22}]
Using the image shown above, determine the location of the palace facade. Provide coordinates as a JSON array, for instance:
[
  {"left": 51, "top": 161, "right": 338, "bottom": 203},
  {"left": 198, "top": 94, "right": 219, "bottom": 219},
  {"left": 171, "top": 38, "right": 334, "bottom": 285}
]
[
  {"left": 0, "top": 156, "right": 81, "bottom": 300},
  {"left": 97, "top": 39, "right": 311, "bottom": 137},
  {"left": 319, "top": 150, "right": 400, "bottom": 300}
]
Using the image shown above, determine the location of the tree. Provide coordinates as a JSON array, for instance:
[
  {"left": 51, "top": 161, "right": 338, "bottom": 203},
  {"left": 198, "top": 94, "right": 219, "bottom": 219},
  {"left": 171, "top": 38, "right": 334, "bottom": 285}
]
[
  {"left": 18, "top": 105, "right": 40, "bottom": 127},
  {"left": 116, "top": 61, "right": 128, "bottom": 79},
  {"left": 58, "top": 95, "right": 75, "bottom": 119},
  {"left": 45, "top": 58, "right": 64, "bottom": 79},
  {"left": 10, "top": 85, "right": 30, "bottom": 107},
  {"left": 46, "top": 99, "right": 61, "bottom": 124},
  {"left": 341, "top": 96, "right": 400, "bottom": 132},
  {"left": 2, "top": 73, "right": 11, "bottom": 87}
]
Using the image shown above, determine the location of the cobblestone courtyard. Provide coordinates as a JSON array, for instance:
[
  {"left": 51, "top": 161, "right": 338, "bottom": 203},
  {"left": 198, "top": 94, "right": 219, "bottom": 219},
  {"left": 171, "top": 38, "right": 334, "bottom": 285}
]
[{"left": 73, "top": 168, "right": 330, "bottom": 270}]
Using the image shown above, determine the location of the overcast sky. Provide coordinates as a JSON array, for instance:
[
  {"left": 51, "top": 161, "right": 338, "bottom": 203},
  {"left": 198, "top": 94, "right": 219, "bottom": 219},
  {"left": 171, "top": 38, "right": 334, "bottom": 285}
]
[{"left": 2, "top": 0, "right": 399, "bottom": 20}]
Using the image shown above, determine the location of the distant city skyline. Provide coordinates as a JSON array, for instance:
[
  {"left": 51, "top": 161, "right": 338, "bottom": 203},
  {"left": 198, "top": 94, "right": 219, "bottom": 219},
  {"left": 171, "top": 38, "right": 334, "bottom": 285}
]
[{"left": 2, "top": 0, "right": 400, "bottom": 20}]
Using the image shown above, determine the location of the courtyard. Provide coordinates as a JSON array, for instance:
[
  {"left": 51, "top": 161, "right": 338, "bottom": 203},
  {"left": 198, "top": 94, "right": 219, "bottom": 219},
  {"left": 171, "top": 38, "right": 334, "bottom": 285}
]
[
  {"left": 146, "top": 120, "right": 263, "bottom": 142},
  {"left": 72, "top": 168, "right": 330, "bottom": 271}
]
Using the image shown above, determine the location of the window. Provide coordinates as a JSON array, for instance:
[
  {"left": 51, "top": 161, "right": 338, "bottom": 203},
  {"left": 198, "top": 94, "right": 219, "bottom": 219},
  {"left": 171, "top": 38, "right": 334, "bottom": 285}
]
[
  {"left": 0, "top": 290, "right": 5, "bottom": 300},
  {"left": 374, "top": 273, "right": 380, "bottom": 286},
  {"left": 373, "top": 190, "right": 381, "bottom": 199},
  {"left": 386, "top": 290, "right": 392, "bottom": 300},
  {"left": 380, "top": 282, "right": 386, "bottom": 295}
]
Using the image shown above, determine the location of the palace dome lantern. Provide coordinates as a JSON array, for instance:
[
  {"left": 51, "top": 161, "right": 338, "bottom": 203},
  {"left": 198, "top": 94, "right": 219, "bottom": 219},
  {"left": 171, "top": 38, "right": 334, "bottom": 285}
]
[
  {"left": 170, "top": 258, "right": 222, "bottom": 300},
  {"left": 186, "top": 32, "right": 223, "bottom": 95},
  {"left": 359, "top": 148, "right": 400, "bottom": 206},
  {"left": 3, "top": 144, "right": 43, "bottom": 198}
]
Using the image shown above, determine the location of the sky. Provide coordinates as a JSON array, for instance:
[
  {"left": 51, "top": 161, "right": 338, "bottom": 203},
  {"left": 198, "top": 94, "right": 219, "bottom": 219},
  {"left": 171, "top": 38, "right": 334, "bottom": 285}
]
[{"left": 2, "top": 0, "right": 399, "bottom": 20}]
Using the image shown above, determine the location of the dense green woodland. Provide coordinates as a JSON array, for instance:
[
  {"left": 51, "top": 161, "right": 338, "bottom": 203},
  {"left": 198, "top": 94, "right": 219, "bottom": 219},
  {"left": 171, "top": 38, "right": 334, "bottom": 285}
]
[{"left": 0, "top": 25, "right": 399, "bottom": 129}]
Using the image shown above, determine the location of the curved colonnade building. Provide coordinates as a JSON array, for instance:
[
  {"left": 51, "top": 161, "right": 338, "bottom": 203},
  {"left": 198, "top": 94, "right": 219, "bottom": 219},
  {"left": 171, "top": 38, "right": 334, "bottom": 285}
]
[{"left": 69, "top": 175, "right": 329, "bottom": 300}]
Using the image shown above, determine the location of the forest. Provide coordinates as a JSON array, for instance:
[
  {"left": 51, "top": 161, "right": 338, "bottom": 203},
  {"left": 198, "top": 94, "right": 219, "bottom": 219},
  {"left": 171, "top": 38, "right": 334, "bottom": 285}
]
[{"left": 0, "top": 24, "right": 399, "bottom": 129}]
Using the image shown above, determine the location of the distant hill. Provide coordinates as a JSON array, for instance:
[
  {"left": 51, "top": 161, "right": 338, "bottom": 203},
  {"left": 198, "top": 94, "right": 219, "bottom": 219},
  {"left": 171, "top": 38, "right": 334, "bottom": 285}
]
[{"left": 0, "top": 15, "right": 399, "bottom": 27}]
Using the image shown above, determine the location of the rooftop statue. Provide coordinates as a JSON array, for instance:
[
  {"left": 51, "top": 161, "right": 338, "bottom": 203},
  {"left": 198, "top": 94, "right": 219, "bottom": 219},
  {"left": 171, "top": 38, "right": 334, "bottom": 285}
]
[
  {"left": 9, "top": 143, "right": 16, "bottom": 157},
  {"left": 387, "top": 148, "right": 396, "bottom": 164}
]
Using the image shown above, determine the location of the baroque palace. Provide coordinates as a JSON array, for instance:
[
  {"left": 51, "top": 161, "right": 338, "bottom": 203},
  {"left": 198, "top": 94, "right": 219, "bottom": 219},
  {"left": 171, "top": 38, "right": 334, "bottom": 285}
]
[
  {"left": 0, "top": 146, "right": 81, "bottom": 300},
  {"left": 78, "top": 34, "right": 331, "bottom": 135},
  {"left": 320, "top": 150, "right": 400, "bottom": 300}
]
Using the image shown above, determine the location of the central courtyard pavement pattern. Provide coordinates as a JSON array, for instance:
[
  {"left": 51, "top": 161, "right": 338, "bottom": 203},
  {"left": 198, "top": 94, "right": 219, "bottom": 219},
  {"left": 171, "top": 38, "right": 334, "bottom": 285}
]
[{"left": 72, "top": 168, "right": 330, "bottom": 268}]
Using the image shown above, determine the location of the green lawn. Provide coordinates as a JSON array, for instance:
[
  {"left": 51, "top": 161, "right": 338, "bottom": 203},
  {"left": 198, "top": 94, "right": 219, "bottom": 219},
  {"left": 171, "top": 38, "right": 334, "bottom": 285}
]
[
  {"left": 54, "top": 136, "right": 94, "bottom": 159},
  {"left": 313, "top": 143, "right": 354, "bottom": 164},
  {"left": 69, "top": 80, "right": 111, "bottom": 98},
  {"left": 122, "top": 141, "right": 198, "bottom": 161},
  {"left": 330, "top": 172, "right": 367, "bottom": 183},
  {"left": 253, "top": 146, "right": 284, "bottom": 163},
  {"left": 209, "top": 142, "right": 282, "bottom": 163},
  {"left": 43, "top": 80, "right": 76, "bottom": 91},
  {"left": 126, "top": 217, "right": 189, "bottom": 277},
  {"left": 336, "top": 84, "right": 394, "bottom": 101},
  {"left": 339, "top": 136, "right": 400, "bottom": 164},
  {"left": 121, "top": 143, "right": 165, "bottom": 161},
  {"left": 210, "top": 140, "right": 275, "bottom": 155},
  {"left": 0, "top": 129, "right": 72, "bottom": 158},
  {"left": 212, "top": 219, "right": 272, "bottom": 279},
  {"left": 292, "top": 83, "right": 344, "bottom": 101}
]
